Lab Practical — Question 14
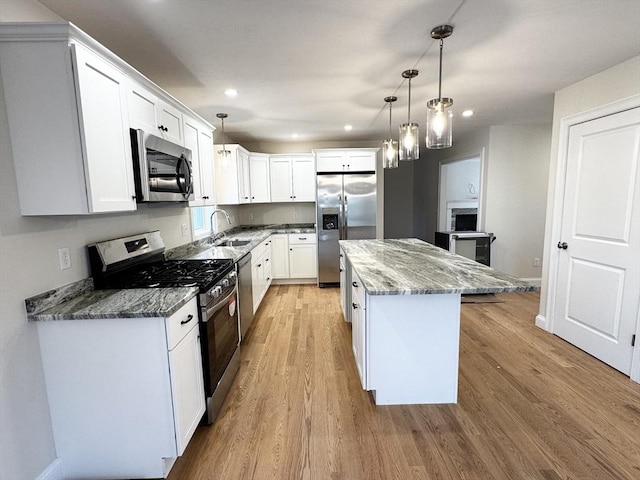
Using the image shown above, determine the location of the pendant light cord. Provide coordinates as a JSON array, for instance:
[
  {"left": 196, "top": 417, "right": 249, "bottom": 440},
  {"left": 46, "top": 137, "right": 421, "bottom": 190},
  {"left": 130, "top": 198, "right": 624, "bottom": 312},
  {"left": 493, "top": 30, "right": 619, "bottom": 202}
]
[
  {"left": 389, "top": 101, "right": 393, "bottom": 137},
  {"left": 407, "top": 77, "right": 412, "bottom": 122},
  {"left": 438, "top": 38, "right": 443, "bottom": 102}
]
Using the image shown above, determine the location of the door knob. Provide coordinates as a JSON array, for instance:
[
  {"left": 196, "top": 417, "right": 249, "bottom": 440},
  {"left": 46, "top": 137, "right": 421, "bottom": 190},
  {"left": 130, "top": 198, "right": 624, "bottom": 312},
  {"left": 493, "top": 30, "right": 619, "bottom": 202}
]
[{"left": 557, "top": 241, "right": 568, "bottom": 250}]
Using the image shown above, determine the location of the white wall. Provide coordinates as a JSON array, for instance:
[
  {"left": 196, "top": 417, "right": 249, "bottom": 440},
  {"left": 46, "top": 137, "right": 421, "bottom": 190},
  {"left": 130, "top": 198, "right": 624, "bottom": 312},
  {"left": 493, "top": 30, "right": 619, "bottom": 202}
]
[
  {"left": 539, "top": 56, "right": 640, "bottom": 318},
  {"left": 485, "top": 125, "right": 551, "bottom": 278},
  {"left": 0, "top": 4, "right": 200, "bottom": 478}
]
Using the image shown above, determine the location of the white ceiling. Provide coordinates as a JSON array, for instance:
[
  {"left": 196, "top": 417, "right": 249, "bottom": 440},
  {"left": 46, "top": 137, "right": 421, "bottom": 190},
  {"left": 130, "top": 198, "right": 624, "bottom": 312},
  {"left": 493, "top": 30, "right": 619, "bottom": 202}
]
[{"left": 34, "top": 0, "right": 640, "bottom": 145}]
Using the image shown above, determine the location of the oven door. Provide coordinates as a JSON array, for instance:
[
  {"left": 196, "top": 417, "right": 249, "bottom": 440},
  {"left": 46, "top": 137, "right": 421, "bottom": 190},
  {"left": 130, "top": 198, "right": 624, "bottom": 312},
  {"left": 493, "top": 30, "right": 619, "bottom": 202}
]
[{"left": 200, "top": 287, "right": 239, "bottom": 399}]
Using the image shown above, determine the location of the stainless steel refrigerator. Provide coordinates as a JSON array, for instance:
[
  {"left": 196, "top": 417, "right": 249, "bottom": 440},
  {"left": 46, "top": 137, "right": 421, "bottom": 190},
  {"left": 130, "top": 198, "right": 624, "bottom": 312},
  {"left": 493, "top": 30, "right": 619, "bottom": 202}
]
[{"left": 316, "top": 172, "right": 377, "bottom": 286}]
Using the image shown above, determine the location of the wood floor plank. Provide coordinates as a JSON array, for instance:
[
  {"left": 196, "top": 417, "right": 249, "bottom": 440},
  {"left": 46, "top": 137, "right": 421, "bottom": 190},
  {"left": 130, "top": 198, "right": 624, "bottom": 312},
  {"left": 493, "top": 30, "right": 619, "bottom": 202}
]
[{"left": 166, "top": 287, "right": 640, "bottom": 480}]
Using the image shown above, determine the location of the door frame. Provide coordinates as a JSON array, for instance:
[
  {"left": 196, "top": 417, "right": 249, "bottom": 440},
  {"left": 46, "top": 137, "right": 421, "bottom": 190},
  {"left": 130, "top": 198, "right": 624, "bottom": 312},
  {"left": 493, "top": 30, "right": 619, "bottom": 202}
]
[
  {"left": 538, "top": 94, "right": 640, "bottom": 382},
  {"left": 437, "top": 148, "right": 487, "bottom": 232}
]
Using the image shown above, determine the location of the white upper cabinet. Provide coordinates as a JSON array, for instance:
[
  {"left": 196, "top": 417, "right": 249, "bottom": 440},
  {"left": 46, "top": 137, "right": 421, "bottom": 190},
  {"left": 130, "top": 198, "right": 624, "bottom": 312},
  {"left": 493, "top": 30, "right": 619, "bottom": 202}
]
[
  {"left": 249, "top": 153, "right": 271, "bottom": 203},
  {"left": 270, "top": 154, "right": 315, "bottom": 202},
  {"left": 184, "top": 116, "right": 215, "bottom": 207},
  {"left": 0, "top": 23, "right": 213, "bottom": 215},
  {"left": 128, "top": 82, "right": 184, "bottom": 145},
  {"left": 0, "top": 29, "right": 136, "bottom": 215},
  {"left": 214, "top": 144, "right": 251, "bottom": 205},
  {"left": 314, "top": 149, "right": 378, "bottom": 173}
]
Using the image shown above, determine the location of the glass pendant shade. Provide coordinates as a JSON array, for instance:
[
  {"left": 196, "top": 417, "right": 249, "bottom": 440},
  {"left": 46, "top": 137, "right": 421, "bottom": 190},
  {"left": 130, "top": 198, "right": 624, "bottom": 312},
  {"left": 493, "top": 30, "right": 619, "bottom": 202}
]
[
  {"left": 426, "top": 98, "right": 453, "bottom": 149},
  {"left": 427, "top": 24, "right": 454, "bottom": 150},
  {"left": 383, "top": 138, "right": 399, "bottom": 168},
  {"left": 383, "top": 95, "right": 398, "bottom": 168},
  {"left": 399, "top": 122, "right": 419, "bottom": 161}
]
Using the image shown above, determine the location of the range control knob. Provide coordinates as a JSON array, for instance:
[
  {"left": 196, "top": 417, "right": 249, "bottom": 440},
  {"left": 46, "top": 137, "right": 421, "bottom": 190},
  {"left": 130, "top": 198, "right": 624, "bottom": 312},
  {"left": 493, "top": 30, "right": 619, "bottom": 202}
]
[{"left": 222, "top": 278, "right": 230, "bottom": 288}]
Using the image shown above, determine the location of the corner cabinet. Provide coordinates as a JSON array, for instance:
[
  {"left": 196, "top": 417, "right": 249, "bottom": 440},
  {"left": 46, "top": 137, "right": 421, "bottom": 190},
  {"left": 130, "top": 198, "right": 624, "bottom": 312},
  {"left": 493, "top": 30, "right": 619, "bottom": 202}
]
[
  {"left": 36, "top": 297, "right": 205, "bottom": 479},
  {"left": 0, "top": 29, "right": 136, "bottom": 215},
  {"left": 249, "top": 153, "right": 271, "bottom": 203},
  {"left": 214, "top": 144, "right": 251, "bottom": 204}
]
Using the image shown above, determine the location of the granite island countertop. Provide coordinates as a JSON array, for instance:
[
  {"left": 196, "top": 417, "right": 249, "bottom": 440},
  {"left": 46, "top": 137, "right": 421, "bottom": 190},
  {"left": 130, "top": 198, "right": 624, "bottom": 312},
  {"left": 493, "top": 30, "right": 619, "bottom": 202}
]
[{"left": 340, "top": 238, "right": 538, "bottom": 295}]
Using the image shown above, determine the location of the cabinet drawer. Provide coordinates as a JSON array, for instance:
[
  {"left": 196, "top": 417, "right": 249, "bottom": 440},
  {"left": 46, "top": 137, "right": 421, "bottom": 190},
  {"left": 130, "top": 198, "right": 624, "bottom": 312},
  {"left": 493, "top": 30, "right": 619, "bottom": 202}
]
[
  {"left": 165, "top": 297, "right": 199, "bottom": 350},
  {"left": 351, "top": 269, "right": 366, "bottom": 308},
  {"left": 288, "top": 233, "right": 316, "bottom": 245}
]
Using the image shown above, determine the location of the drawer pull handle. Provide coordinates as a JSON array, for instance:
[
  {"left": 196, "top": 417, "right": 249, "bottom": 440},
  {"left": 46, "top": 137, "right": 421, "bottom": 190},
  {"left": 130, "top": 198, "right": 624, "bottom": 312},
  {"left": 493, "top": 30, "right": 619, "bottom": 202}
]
[
  {"left": 352, "top": 303, "right": 358, "bottom": 309},
  {"left": 299, "top": 237, "right": 307, "bottom": 240},
  {"left": 352, "top": 281, "right": 358, "bottom": 288},
  {"left": 180, "top": 314, "right": 194, "bottom": 325}
]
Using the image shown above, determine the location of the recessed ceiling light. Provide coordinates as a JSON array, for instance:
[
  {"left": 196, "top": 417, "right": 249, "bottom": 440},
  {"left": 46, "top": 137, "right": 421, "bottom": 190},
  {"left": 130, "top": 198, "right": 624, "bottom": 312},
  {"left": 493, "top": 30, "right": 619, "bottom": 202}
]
[
  {"left": 224, "top": 89, "right": 238, "bottom": 98},
  {"left": 344, "top": 125, "right": 353, "bottom": 131},
  {"left": 462, "top": 109, "right": 474, "bottom": 117},
  {"left": 291, "top": 133, "right": 299, "bottom": 139}
]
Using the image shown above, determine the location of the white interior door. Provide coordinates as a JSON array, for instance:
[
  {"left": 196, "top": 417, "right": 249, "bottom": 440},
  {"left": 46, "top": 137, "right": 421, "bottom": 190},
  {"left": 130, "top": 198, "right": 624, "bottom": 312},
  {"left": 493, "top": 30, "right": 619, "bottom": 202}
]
[{"left": 554, "top": 107, "right": 640, "bottom": 375}]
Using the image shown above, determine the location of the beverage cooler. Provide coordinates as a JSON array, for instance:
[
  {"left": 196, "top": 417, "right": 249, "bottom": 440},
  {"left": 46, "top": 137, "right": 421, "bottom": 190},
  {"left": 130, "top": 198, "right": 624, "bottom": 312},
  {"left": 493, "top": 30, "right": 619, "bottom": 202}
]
[{"left": 434, "top": 231, "right": 495, "bottom": 266}]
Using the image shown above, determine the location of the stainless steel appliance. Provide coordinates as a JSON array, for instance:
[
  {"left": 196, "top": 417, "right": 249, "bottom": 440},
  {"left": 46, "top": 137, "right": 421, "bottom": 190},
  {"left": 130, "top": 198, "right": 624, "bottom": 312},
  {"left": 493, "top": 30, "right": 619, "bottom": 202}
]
[
  {"left": 316, "top": 172, "right": 377, "bottom": 286},
  {"left": 434, "top": 231, "right": 495, "bottom": 266},
  {"left": 88, "top": 231, "right": 239, "bottom": 425},
  {"left": 236, "top": 252, "right": 254, "bottom": 342},
  {"left": 130, "top": 129, "right": 194, "bottom": 202}
]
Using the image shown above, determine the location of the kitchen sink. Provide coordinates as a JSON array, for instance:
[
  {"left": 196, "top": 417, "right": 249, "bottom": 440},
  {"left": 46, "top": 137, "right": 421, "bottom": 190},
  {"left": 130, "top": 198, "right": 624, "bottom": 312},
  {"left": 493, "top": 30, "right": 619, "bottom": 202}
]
[{"left": 214, "top": 239, "right": 251, "bottom": 247}]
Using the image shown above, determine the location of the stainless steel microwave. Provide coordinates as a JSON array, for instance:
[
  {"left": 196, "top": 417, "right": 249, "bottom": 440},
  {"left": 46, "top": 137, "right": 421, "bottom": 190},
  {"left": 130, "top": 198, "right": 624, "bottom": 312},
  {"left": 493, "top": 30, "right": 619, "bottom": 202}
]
[{"left": 130, "top": 129, "right": 194, "bottom": 202}]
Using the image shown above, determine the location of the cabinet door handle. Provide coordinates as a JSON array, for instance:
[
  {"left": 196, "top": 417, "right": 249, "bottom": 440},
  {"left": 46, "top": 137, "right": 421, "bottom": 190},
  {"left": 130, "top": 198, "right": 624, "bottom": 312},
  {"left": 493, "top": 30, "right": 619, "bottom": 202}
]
[
  {"left": 352, "top": 303, "right": 358, "bottom": 309},
  {"left": 257, "top": 263, "right": 262, "bottom": 267},
  {"left": 352, "top": 281, "right": 358, "bottom": 288},
  {"left": 180, "top": 314, "right": 194, "bottom": 325},
  {"left": 340, "top": 268, "right": 343, "bottom": 272}
]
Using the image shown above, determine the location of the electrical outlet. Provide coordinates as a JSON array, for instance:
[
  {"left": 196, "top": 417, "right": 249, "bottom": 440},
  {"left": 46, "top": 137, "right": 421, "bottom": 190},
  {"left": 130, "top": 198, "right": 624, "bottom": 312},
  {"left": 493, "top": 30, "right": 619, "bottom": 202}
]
[
  {"left": 293, "top": 211, "right": 297, "bottom": 219},
  {"left": 248, "top": 212, "right": 254, "bottom": 221},
  {"left": 181, "top": 223, "right": 189, "bottom": 237},
  {"left": 533, "top": 257, "right": 541, "bottom": 267},
  {"left": 58, "top": 247, "right": 71, "bottom": 270}
]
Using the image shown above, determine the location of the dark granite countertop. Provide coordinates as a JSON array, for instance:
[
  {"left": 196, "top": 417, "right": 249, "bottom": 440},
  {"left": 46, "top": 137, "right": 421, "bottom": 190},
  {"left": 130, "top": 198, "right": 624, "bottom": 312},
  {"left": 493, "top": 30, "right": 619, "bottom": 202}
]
[
  {"left": 27, "top": 281, "right": 198, "bottom": 321},
  {"left": 340, "top": 238, "right": 539, "bottom": 296},
  {"left": 26, "top": 224, "right": 315, "bottom": 321},
  {"left": 167, "top": 223, "right": 316, "bottom": 262}
]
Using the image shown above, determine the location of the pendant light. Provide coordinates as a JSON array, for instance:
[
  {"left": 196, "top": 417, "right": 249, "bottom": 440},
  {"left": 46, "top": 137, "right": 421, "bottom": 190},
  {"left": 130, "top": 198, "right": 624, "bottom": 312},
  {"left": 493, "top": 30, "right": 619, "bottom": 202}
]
[
  {"left": 399, "top": 69, "right": 419, "bottom": 161},
  {"left": 426, "top": 24, "right": 454, "bottom": 149},
  {"left": 216, "top": 113, "right": 230, "bottom": 157},
  {"left": 383, "top": 96, "right": 399, "bottom": 169}
]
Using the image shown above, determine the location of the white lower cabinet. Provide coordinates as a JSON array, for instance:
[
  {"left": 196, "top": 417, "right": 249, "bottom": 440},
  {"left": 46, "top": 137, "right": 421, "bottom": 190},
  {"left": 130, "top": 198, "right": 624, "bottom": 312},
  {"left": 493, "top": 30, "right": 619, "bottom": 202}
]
[
  {"left": 270, "top": 234, "right": 290, "bottom": 279},
  {"left": 339, "top": 247, "right": 351, "bottom": 322},
  {"left": 251, "top": 237, "right": 272, "bottom": 313},
  {"left": 288, "top": 234, "right": 317, "bottom": 278},
  {"left": 351, "top": 269, "right": 367, "bottom": 389},
  {"left": 36, "top": 297, "right": 204, "bottom": 479}
]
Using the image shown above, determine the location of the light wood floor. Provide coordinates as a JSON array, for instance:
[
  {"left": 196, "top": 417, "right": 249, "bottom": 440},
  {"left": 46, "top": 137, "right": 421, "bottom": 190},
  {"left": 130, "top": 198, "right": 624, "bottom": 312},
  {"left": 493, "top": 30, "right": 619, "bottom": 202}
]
[{"left": 167, "top": 286, "right": 640, "bottom": 480}]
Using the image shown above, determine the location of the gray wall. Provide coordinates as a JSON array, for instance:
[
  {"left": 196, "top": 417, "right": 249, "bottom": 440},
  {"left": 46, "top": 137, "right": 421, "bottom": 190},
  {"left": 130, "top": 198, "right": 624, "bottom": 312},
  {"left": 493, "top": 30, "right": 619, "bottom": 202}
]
[{"left": 413, "top": 125, "right": 552, "bottom": 279}]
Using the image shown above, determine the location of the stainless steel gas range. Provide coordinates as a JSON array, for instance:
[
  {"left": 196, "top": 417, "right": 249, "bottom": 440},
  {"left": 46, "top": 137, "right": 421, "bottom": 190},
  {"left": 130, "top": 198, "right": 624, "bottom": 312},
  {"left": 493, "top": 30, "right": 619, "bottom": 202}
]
[{"left": 88, "top": 230, "right": 240, "bottom": 425}]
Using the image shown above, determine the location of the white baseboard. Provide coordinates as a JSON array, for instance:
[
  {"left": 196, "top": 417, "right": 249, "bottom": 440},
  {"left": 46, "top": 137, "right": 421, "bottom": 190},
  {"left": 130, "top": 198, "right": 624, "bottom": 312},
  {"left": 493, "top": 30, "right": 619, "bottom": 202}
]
[
  {"left": 520, "top": 277, "right": 542, "bottom": 287},
  {"left": 535, "top": 314, "right": 548, "bottom": 330},
  {"left": 36, "top": 458, "right": 63, "bottom": 480},
  {"left": 271, "top": 278, "right": 317, "bottom": 285}
]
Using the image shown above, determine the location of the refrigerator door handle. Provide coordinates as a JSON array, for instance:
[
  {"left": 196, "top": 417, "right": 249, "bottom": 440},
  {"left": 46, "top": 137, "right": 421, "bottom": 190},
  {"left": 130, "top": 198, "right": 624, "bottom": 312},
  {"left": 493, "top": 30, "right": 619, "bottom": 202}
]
[{"left": 343, "top": 195, "right": 348, "bottom": 240}]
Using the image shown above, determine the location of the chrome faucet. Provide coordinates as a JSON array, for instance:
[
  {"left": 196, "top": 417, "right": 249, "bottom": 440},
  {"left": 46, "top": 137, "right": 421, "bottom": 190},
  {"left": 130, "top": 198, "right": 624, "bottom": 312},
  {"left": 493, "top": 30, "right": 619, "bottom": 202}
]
[{"left": 210, "top": 209, "right": 232, "bottom": 237}]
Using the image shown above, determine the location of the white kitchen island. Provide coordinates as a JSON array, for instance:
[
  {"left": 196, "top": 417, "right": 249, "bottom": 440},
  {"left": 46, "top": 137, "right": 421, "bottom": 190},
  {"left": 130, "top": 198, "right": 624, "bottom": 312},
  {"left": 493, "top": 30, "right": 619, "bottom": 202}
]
[{"left": 340, "top": 238, "right": 537, "bottom": 405}]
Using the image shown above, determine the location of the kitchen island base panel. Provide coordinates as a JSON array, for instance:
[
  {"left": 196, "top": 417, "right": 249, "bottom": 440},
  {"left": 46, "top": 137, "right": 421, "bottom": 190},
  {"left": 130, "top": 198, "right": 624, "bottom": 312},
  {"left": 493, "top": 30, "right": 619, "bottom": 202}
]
[{"left": 367, "top": 293, "right": 460, "bottom": 405}]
